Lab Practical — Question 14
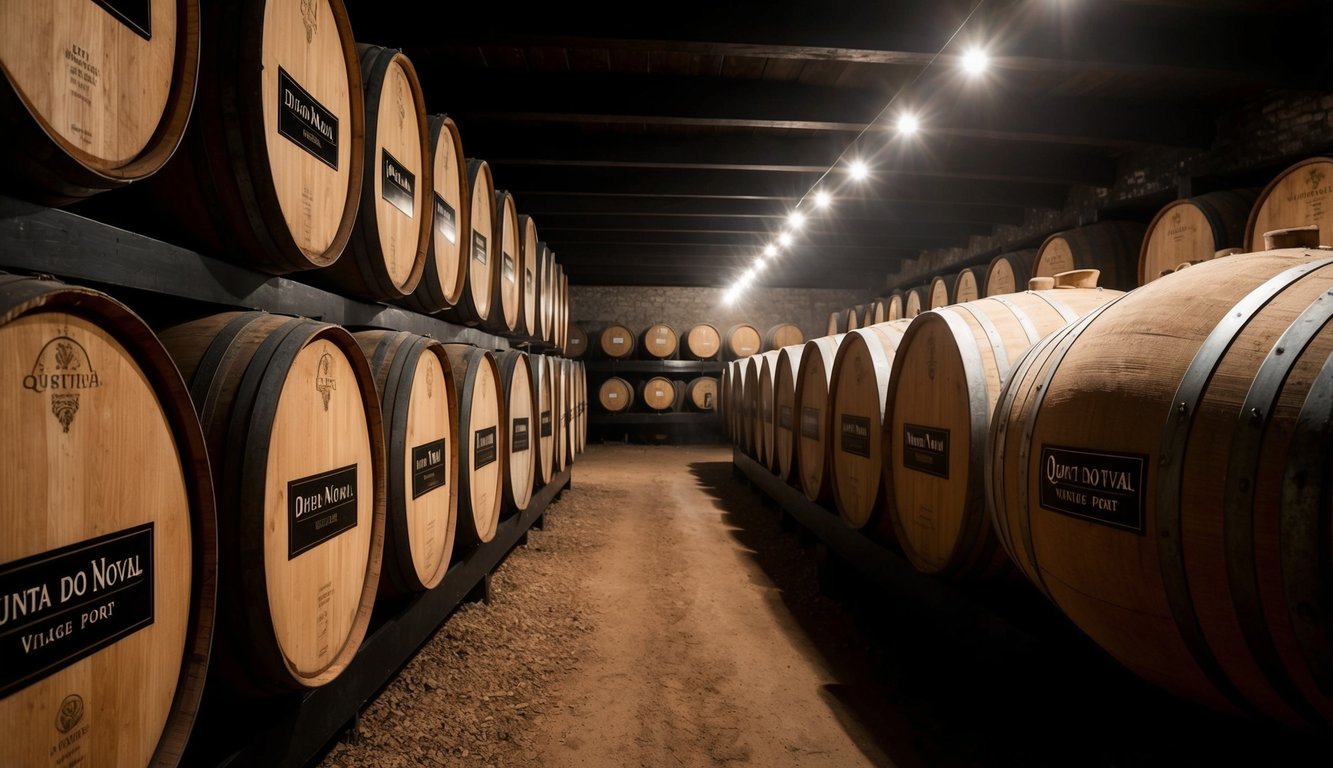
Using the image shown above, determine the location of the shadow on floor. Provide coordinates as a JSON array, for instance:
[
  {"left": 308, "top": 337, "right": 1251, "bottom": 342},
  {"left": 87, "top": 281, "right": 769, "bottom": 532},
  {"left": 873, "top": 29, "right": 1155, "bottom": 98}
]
[{"left": 686, "top": 458, "right": 1331, "bottom": 768}]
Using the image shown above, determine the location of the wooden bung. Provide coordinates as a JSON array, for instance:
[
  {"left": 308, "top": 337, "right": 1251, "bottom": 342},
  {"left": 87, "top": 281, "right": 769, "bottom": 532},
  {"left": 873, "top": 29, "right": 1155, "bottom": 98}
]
[
  {"left": 399, "top": 115, "right": 469, "bottom": 314},
  {"left": 794, "top": 335, "right": 845, "bottom": 504},
  {"left": 353, "top": 331, "right": 458, "bottom": 595},
  {"left": 495, "top": 350, "right": 537, "bottom": 514},
  {"left": 1264, "top": 225, "right": 1323, "bottom": 250},
  {"left": 1033, "top": 221, "right": 1147, "bottom": 291},
  {"left": 772, "top": 344, "right": 806, "bottom": 482},
  {"left": 159, "top": 312, "right": 384, "bottom": 694},
  {"left": 0, "top": 277, "right": 215, "bottom": 767},
  {"left": 439, "top": 159, "right": 495, "bottom": 326}
]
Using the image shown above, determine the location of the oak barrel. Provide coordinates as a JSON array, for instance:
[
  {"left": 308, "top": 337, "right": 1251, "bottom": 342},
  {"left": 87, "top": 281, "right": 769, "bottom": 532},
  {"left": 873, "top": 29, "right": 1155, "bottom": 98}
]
[
  {"left": 316, "top": 45, "right": 429, "bottom": 300},
  {"left": 827, "top": 320, "right": 912, "bottom": 529},
  {"left": 566, "top": 322, "right": 588, "bottom": 359},
  {"left": 757, "top": 351, "right": 783, "bottom": 469},
  {"left": 439, "top": 160, "right": 496, "bottom": 326},
  {"left": 596, "top": 324, "right": 636, "bottom": 359},
  {"left": 557, "top": 268, "right": 570, "bottom": 354},
  {"left": 885, "top": 279, "right": 1120, "bottom": 578},
  {"left": 929, "top": 275, "right": 953, "bottom": 309},
  {"left": 794, "top": 335, "right": 845, "bottom": 503},
  {"left": 772, "top": 344, "right": 805, "bottom": 482},
  {"left": 400, "top": 115, "right": 469, "bottom": 314},
  {"left": 640, "top": 376, "right": 677, "bottom": 412},
  {"left": 1140, "top": 190, "right": 1258, "bottom": 285},
  {"left": 684, "top": 376, "right": 717, "bottom": 412},
  {"left": 551, "top": 358, "right": 568, "bottom": 472},
  {"left": 870, "top": 299, "right": 888, "bottom": 325},
  {"left": 537, "top": 244, "right": 555, "bottom": 344},
  {"left": 599, "top": 376, "right": 633, "bottom": 413},
  {"left": 683, "top": 323, "right": 722, "bottom": 360},
  {"left": 641, "top": 323, "right": 680, "bottom": 359},
  {"left": 143, "top": 0, "right": 363, "bottom": 274},
  {"left": 0, "top": 278, "right": 215, "bottom": 767},
  {"left": 904, "top": 287, "right": 927, "bottom": 318},
  {"left": 989, "top": 246, "right": 1333, "bottom": 726},
  {"left": 762, "top": 323, "right": 804, "bottom": 352},
  {"left": 531, "top": 355, "right": 555, "bottom": 486},
  {"left": 495, "top": 350, "right": 536, "bottom": 514},
  {"left": 1032, "top": 221, "right": 1147, "bottom": 291},
  {"left": 742, "top": 356, "right": 763, "bottom": 456},
  {"left": 953, "top": 267, "right": 986, "bottom": 303},
  {"left": 0, "top": 0, "right": 200, "bottom": 203},
  {"left": 485, "top": 190, "right": 522, "bottom": 334},
  {"left": 1246, "top": 158, "right": 1333, "bottom": 252},
  {"left": 826, "top": 312, "right": 842, "bottom": 336},
  {"left": 724, "top": 324, "right": 762, "bottom": 360},
  {"left": 519, "top": 215, "right": 539, "bottom": 338},
  {"left": 441, "top": 344, "right": 504, "bottom": 547},
  {"left": 353, "top": 331, "right": 457, "bottom": 594},
  {"left": 159, "top": 312, "right": 383, "bottom": 693},
  {"left": 984, "top": 250, "right": 1036, "bottom": 297},
  {"left": 887, "top": 292, "right": 905, "bottom": 321},
  {"left": 574, "top": 361, "right": 588, "bottom": 455},
  {"left": 728, "top": 359, "right": 750, "bottom": 445}
]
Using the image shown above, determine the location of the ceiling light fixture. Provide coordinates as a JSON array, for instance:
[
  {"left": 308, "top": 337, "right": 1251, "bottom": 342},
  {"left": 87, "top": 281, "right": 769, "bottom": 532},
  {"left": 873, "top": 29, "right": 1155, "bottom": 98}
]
[
  {"left": 897, "top": 112, "right": 921, "bottom": 136},
  {"left": 788, "top": 210, "right": 806, "bottom": 229},
  {"left": 848, "top": 159, "right": 869, "bottom": 180},
  {"left": 962, "top": 47, "right": 989, "bottom": 76},
  {"left": 814, "top": 190, "right": 832, "bottom": 208},
  {"left": 778, "top": 231, "right": 793, "bottom": 247},
  {"left": 764, "top": 244, "right": 778, "bottom": 258}
]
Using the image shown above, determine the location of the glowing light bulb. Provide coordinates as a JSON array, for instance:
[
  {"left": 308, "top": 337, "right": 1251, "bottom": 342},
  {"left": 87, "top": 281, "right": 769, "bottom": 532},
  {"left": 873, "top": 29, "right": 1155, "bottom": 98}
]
[
  {"left": 849, "top": 160, "right": 869, "bottom": 180},
  {"left": 788, "top": 210, "right": 806, "bottom": 230},
  {"left": 764, "top": 244, "right": 778, "bottom": 258},
  {"left": 778, "top": 232, "right": 793, "bottom": 247},
  {"left": 898, "top": 112, "right": 920, "bottom": 136},
  {"left": 814, "top": 190, "right": 832, "bottom": 208},
  {"left": 962, "top": 47, "right": 989, "bottom": 76}
]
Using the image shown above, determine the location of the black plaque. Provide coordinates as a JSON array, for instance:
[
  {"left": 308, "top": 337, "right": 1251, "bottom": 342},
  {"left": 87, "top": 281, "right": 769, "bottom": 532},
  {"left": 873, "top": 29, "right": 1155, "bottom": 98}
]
[
  {"left": 288, "top": 465, "right": 359, "bottom": 558},
  {"left": 93, "top": 0, "right": 151, "bottom": 40},
  {"left": 540, "top": 410, "right": 552, "bottom": 437},
  {"left": 512, "top": 418, "right": 530, "bottom": 452},
  {"left": 277, "top": 68, "right": 339, "bottom": 169},
  {"left": 800, "top": 407, "right": 820, "bottom": 440},
  {"left": 902, "top": 424, "right": 950, "bottom": 479},
  {"left": 410, "top": 439, "right": 447, "bottom": 499},
  {"left": 472, "top": 232, "right": 488, "bottom": 266},
  {"left": 1039, "top": 445, "right": 1147, "bottom": 533},
  {"left": 474, "top": 426, "right": 497, "bottom": 469},
  {"left": 839, "top": 414, "right": 871, "bottom": 458},
  {"left": 381, "top": 150, "right": 415, "bottom": 217},
  {"left": 434, "top": 194, "right": 457, "bottom": 244}
]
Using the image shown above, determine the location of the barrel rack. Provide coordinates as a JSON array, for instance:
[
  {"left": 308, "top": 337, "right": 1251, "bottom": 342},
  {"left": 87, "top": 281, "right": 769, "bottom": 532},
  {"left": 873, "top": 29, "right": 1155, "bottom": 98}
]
[
  {"left": 585, "top": 359, "right": 723, "bottom": 439},
  {"left": 0, "top": 193, "right": 574, "bottom": 766}
]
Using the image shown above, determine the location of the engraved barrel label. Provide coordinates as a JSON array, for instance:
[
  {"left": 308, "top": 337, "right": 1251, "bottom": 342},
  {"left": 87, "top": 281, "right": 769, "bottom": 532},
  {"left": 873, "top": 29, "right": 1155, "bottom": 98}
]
[
  {"left": 411, "top": 439, "right": 447, "bottom": 499},
  {"left": 839, "top": 414, "right": 871, "bottom": 458},
  {"left": 93, "top": 0, "right": 151, "bottom": 40},
  {"left": 472, "top": 232, "right": 488, "bottom": 266},
  {"left": 902, "top": 424, "right": 950, "bottom": 479},
  {"left": 23, "top": 336, "right": 101, "bottom": 433},
  {"left": 800, "top": 407, "right": 820, "bottom": 440},
  {"left": 288, "top": 465, "right": 359, "bottom": 558},
  {"left": 382, "top": 150, "right": 416, "bottom": 217},
  {"left": 0, "top": 524, "right": 155, "bottom": 698},
  {"left": 434, "top": 194, "right": 457, "bottom": 245},
  {"left": 1039, "top": 445, "right": 1147, "bottom": 533},
  {"left": 277, "top": 68, "right": 339, "bottom": 169},
  {"left": 512, "top": 418, "right": 530, "bottom": 452},
  {"left": 473, "top": 426, "right": 498, "bottom": 469}
]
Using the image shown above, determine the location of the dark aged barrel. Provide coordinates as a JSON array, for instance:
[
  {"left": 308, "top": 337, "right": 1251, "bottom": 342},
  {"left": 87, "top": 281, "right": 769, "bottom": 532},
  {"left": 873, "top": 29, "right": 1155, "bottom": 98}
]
[
  {"left": 772, "top": 344, "right": 805, "bottom": 482},
  {"left": 566, "top": 322, "right": 588, "bottom": 359},
  {"left": 441, "top": 345, "right": 504, "bottom": 546},
  {"left": 953, "top": 267, "right": 986, "bottom": 303},
  {"left": 0, "top": 277, "right": 215, "bottom": 767},
  {"left": 400, "top": 115, "right": 469, "bottom": 314},
  {"left": 794, "top": 335, "right": 844, "bottom": 503},
  {"left": 519, "top": 215, "right": 539, "bottom": 339},
  {"left": 0, "top": 0, "right": 199, "bottom": 203},
  {"left": 159, "top": 312, "right": 383, "bottom": 694},
  {"left": 684, "top": 323, "right": 721, "bottom": 360},
  {"left": 1246, "top": 157, "right": 1333, "bottom": 253},
  {"left": 495, "top": 350, "right": 536, "bottom": 514},
  {"left": 828, "top": 321, "right": 911, "bottom": 529},
  {"left": 439, "top": 160, "right": 496, "bottom": 326},
  {"left": 317, "top": 45, "right": 429, "bottom": 301},
  {"left": 142, "top": 0, "right": 363, "bottom": 273},
  {"left": 724, "top": 324, "right": 762, "bottom": 360},
  {"left": 1032, "top": 221, "right": 1147, "bottom": 291},
  {"left": 597, "top": 324, "right": 636, "bottom": 359},
  {"left": 762, "top": 323, "right": 804, "bottom": 352},
  {"left": 641, "top": 323, "right": 679, "bottom": 360},
  {"left": 532, "top": 355, "right": 555, "bottom": 486},
  {"left": 1140, "top": 190, "right": 1257, "bottom": 285},
  {"left": 727, "top": 359, "right": 749, "bottom": 445},
  {"left": 885, "top": 276, "right": 1119, "bottom": 578},
  {"left": 929, "top": 275, "right": 953, "bottom": 309},
  {"left": 984, "top": 250, "right": 1037, "bottom": 297},
  {"left": 488, "top": 190, "right": 522, "bottom": 335},
  {"left": 989, "top": 244, "right": 1333, "bottom": 726},
  {"left": 353, "top": 331, "right": 457, "bottom": 594}
]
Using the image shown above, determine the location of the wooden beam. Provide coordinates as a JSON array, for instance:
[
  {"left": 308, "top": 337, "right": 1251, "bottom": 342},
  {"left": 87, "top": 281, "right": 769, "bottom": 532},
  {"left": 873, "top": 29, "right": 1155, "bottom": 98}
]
[{"left": 518, "top": 195, "right": 1028, "bottom": 225}]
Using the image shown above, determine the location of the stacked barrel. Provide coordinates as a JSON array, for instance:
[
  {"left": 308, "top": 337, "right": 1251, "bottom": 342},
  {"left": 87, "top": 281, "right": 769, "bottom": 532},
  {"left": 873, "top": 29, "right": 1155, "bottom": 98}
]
[{"left": 589, "top": 321, "right": 733, "bottom": 416}]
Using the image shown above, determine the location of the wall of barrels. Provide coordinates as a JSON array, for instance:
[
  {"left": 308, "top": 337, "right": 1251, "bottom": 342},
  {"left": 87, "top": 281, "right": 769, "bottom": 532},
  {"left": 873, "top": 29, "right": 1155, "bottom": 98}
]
[
  {"left": 0, "top": 1, "right": 587, "bottom": 765},
  {"left": 727, "top": 220, "right": 1333, "bottom": 729}
]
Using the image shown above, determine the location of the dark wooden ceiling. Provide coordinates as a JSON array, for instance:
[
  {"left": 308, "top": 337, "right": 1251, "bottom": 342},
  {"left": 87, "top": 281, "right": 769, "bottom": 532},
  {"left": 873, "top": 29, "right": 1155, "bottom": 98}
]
[{"left": 343, "top": 0, "right": 1332, "bottom": 289}]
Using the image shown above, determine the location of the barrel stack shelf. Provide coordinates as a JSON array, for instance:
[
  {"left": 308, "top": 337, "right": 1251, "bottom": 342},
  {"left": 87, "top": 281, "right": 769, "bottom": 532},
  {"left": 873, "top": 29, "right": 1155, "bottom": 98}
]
[
  {"left": 585, "top": 359, "right": 723, "bottom": 442},
  {"left": 0, "top": 194, "right": 572, "bottom": 767}
]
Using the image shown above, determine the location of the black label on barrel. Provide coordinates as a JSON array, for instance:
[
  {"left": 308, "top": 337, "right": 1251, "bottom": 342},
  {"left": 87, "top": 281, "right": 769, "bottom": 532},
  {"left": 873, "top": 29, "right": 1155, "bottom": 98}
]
[
  {"left": 0, "top": 523, "right": 154, "bottom": 698},
  {"left": 778, "top": 405, "right": 793, "bottom": 430},
  {"left": 474, "top": 426, "right": 497, "bottom": 469},
  {"left": 540, "top": 411, "right": 552, "bottom": 437},
  {"left": 472, "top": 232, "right": 488, "bottom": 266},
  {"left": 800, "top": 407, "right": 820, "bottom": 439},
  {"left": 93, "top": 0, "right": 151, "bottom": 40},
  {"left": 839, "top": 414, "right": 871, "bottom": 458},
  {"left": 288, "top": 465, "right": 359, "bottom": 559},
  {"left": 277, "top": 68, "right": 339, "bottom": 170},
  {"left": 382, "top": 150, "right": 415, "bottom": 217},
  {"left": 1039, "top": 445, "right": 1147, "bottom": 533},
  {"left": 434, "top": 194, "right": 457, "bottom": 245},
  {"left": 503, "top": 253, "right": 516, "bottom": 282},
  {"left": 411, "top": 439, "right": 447, "bottom": 499},
  {"left": 902, "top": 424, "right": 949, "bottom": 479},
  {"left": 512, "top": 418, "right": 530, "bottom": 452}
]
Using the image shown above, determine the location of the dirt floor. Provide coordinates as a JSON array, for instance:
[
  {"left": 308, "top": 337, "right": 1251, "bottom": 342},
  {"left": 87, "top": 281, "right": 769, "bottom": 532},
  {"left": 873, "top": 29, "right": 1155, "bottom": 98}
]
[{"left": 318, "top": 444, "right": 1332, "bottom": 768}]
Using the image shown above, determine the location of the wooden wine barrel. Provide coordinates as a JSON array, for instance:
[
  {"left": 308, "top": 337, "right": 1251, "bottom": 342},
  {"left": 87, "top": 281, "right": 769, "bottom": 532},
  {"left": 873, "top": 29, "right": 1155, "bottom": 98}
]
[
  {"left": 0, "top": 277, "right": 215, "bottom": 767},
  {"left": 727, "top": 359, "right": 749, "bottom": 444},
  {"left": 550, "top": 358, "right": 567, "bottom": 472},
  {"left": 0, "top": 0, "right": 199, "bottom": 202},
  {"left": 738, "top": 356, "right": 760, "bottom": 456},
  {"left": 904, "top": 286, "right": 927, "bottom": 318},
  {"left": 826, "top": 312, "right": 842, "bottom": 336},
  {"left": 887, "top": 292, "right": 905, "bottom": 321},
  {"left": 317, "top": 45, "right": 429, "bottom": 301},
  {"left": 794, "top": 335, "right": 845, "bottom": 503},
  {"left": 599, "top": 376, "right": 633, "bottom": 413},
  {"left": 557, "top": 268, "right": 570, "bottom": 354},
  {"left": 1032, "top": 221, "right": 1147, "bottom": 291},
  {"left": 885, "top": 278, "right": 1120, "bottom": 578},
  {"left": 984, "top": 250, "right": 1036, "bottom": 297},
  {"left": 575, "top": 362, "right": 588, "bottom": 455},
  {"left": 762, "top": 323, "right": 804, "bottom": 352},
  {"left": 441, "top": 344, "right": 503, "bottom": 546},
  {"left": 1140, "top": 190, "right": 1258, "bottom": 285},
  {"left": 827, "top": 321, "right": 912, "bottom": 529},
  {"left": 683, "top": 323, "right": 721, "bottom": 360},
  {"left": 486, "top": 190, "right": 522, "bottom": 334},
  {"left": 142, "top": 0, "right": 362, "bottom": 274},
  {"left": 159, "top": 312, "right": 383, "bottom": 694},
  {"left": 566, "top": 322, "right": 588, "bottom": 359},
  {"left": 641, "top": 323, "right": 679, "bottom": 359},
  {"left": 757, "top": 351, "right": 783, "bottom": 469},
  {"left": 561, "top": 360, "right": 577, "bottom": 462},
  {"left": 536, "top": 243, "right": 554, "bottom": 344},
  {"left": 953, "top": 267, "right": 986, "bottom": 303},
  {"left": 353, "top": 331, "right": 457, "bottom": 594},
  {"left": 495, "top": 350, "right": 536, "bottom": 514},
  {"left": 989, "top": 245, "right": 1333, "bottom": 727},
  {"left": 870, "top": 299, "right": 888, "bottom": 325},
  {"left": 724, "top": 324, "right": 762, "bottom": 360},
  {"left": 1246, "top": 157, "right": 1333, "bottom": 252},
  {"left": 519, "top": 215, "right": 539, "bottom": 338},
  {"left": 772, "top": 344, "right": 805, "bottom": 482},
  {"left": 400, "top": 115, "right": 468, "bottom": 314},
  {"left": 844, "top": 307, "right": 861, "bottom": 331},
  {"left": 929, "top": 275, "right": 953, "bottom": 309},
  {"left": 439, "top": 160, "right": 495, "bottom": 326},
  {"left": 640, "top": 376, "right": 677, "bottom": 412},
  {"left": 597, "top": 324, "right": 636, "bottom": 359},
  {"left": 684, "top": 376, "right": 717, "bottom": 412},
  {"left": 531, "top": 355, "right": 555, "bottom": 486}
]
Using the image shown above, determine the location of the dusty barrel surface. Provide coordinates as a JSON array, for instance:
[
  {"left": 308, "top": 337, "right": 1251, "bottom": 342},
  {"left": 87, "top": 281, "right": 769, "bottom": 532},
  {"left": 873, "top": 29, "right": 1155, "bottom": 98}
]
[
  {"left": 0, "top": 278, "right": 216, "bottom": 767},
  {"left": 1246, "top": 158, "right": 1333, "bottom": 252},
  {"left": 495, "top": 350, "right": 536, "bottom": 514},
  {"left": 440, "top": 159, "right": 496, "bottom": 326},
  {"left": 354, "top": 330, "right": 457, "bottom": 595},
  {"left": 1140, "top": 190, "right": 1257, "bottom": 285},
  {"left": 1, "top": 0, "right": 200, "bottom": 202},
  {"left": 400, "top": 115, "right": 469, "bottom": 314},
  {"left": 441, "top": 344, "right": 504, "bottom": 547},
  {"left": 159, "top": 311, "right": 384, "bottom": 694},
  {"left": 989, "top": 246, "right": 1333, "bottom": 726},
  {"left": 794, "top": 335, "right": 845, "bottom": 504}
]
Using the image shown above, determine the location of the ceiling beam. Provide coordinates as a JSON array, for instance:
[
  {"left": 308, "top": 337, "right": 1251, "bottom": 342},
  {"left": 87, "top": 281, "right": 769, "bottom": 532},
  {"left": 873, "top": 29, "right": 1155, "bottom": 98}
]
[
  {"left": 541, "top": 216, "right": 991, "bottom": 239},
  {"left": 519, "top": 195, "right": 1028, "bottom": 225}
]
